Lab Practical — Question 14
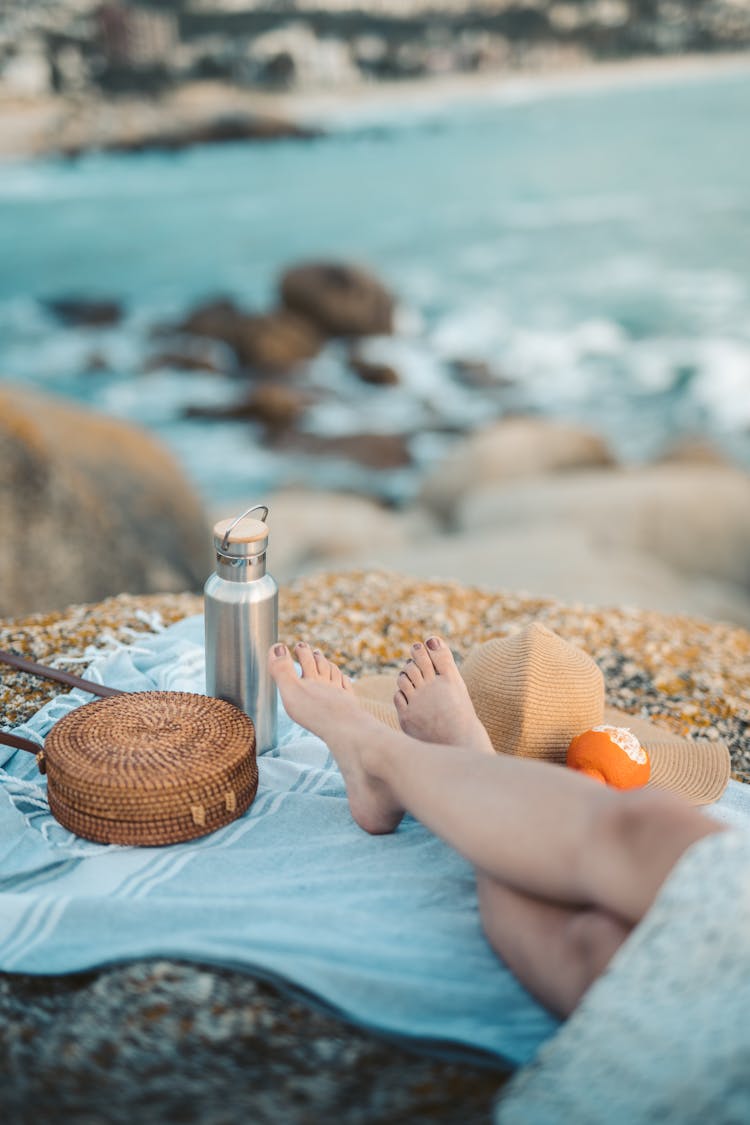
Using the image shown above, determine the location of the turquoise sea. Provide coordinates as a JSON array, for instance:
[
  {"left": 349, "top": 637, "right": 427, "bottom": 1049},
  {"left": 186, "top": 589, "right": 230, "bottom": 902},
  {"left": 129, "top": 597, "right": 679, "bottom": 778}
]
[{"left": 1, "top": 65, "right": 749, "bottom": 505}]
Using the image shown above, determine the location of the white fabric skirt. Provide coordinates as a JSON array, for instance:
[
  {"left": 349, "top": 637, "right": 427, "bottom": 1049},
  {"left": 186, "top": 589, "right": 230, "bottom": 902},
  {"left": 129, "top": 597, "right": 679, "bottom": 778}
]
[{"left": 495, "top": 826, "right": 750, "bottom": 1124}]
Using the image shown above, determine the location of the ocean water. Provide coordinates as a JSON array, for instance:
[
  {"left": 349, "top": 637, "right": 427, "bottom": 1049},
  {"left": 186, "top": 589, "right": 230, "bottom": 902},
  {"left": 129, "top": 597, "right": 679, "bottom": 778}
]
[{"left": 1, "top": 65, "right": 749, "bottom": 506}]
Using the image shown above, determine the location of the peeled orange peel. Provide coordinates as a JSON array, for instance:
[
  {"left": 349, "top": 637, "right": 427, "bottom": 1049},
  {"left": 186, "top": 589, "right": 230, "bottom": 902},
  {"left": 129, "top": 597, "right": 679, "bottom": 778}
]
[{"left": 567, "top": 725, "right": 651, "bottom": 790}]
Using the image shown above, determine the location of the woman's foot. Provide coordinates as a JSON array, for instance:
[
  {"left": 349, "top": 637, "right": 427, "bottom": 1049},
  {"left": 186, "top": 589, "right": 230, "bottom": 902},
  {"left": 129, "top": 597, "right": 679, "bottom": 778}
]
[
  {"left": 394, "top": 636, "right": 494, "bottom": 755},
  {"left": 269, "top": 642, "right": 405, "bottom": 835}
]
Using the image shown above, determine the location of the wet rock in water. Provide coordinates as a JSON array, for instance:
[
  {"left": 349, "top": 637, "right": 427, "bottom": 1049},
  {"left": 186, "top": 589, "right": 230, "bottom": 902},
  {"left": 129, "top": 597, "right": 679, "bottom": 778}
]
[
  {"left": 186, "top": 384, "right": 314, "bottom": 433},
  {"left": 349, "top": 355, "right": 400, "bottom": 386},
  {"left": 141, "top": 348, "right": 232, "bottom": 375},
  {"left": 277, "top": 430, "right": 412, "bottom": 470},
  {"left": 174, "top": 113, "right": 321, "bottom": 148},
  {"left": 420, "top": 416, "right": 616, "bottom": 525},
  {"left": 0, "top": 383, "right": 211, "bottom": 617},
  {"left": 44, "top": 297, "right": 123, "bottom": 327},
  {"left": 176, "top": 299, "right": 322, "bottom": 373},
  {"left": 84, "top": 351, "right": 112, "bottom": 373},
  {"left": 62, "top": 114, "right": 322, "bottom": 158},
  {"left": 280, "top": 262, "right": 395, "bottom": 337},
  {"left": 178, "top": 297, "right": 245, "bottom": 349},
  {"left": 233, "top": 310, "right": 323, "bottom": 372},
  {"left": 449, "top": 358, "right": 514, "bottom": 389}
]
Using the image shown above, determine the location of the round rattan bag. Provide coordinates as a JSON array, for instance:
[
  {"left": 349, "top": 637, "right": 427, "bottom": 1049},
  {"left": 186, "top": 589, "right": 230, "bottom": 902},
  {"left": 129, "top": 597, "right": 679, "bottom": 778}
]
[
  {"left": 0, "top": 651, "right": 259, "bottom": 847},
  {"left": 38, "top": 692, "right": 259, "bottom": 846}
]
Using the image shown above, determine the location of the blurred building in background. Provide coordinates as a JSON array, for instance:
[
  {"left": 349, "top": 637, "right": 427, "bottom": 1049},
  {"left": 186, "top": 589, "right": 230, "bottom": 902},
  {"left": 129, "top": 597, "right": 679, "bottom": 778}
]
[
  {"left": 1, "top": 0, "right": 750, "bottom": 98},
  {"left": 97, "top": 3, "right": 178, "bottom": 67}
]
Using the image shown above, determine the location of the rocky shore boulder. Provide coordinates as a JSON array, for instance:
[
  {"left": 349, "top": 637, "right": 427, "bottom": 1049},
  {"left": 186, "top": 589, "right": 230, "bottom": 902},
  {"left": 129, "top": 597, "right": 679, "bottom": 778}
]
[
  {"left": 280, "top": 262, "right": 395, "bottom": 337},
  {"left": 276, "top": 430, "right": 412, "bottom": 470},
  {"left": 419, "top": 417, "right": 616, "bottom": 526},
  {"left": 253, "top": 490, "right": 431, "bottom": 581},
  {"left": 44, "top": 297, "right": 123, "bottom": 328},
  {"left": 162, "top": 262, "right": 396, "bottom": 377},
  {"left": 460, "top": 463, "right": 750, "bottom": 593},
  {"left": 177, "top": 297, "right": 245, "bottom": 347},
  {"left": 61, "top": 114, "right": 322, "bottom": 159},
  {"left": 186, "top": 384, "right": 316, "bottom": 433},
  {"left": 175, "top": 299, "right": 323, "bottom": 373},
  {"left": 0, "top": 384, "right": 211, "bottom": 617},
  {"left": 349, "top": 355, "right": 400, "bottom": 386},
  {"left": 233, "top": 310, "right": 323, "bottom": 372},
  {"left": 142, "top": 347, "right": 232, "bottom": 375}
]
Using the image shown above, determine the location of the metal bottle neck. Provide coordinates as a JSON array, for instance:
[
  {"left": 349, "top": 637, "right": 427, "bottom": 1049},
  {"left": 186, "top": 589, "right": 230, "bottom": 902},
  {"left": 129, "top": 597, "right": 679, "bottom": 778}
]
[{"left": 215, "top": 550, "right": 268, "bottom": 581}]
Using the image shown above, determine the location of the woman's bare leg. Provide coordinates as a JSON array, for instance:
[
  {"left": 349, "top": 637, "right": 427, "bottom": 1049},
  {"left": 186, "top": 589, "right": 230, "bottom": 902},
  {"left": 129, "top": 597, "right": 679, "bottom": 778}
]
[
  {"left": 270, "top": 640, "right": 722, "bottom": 927},
  {"left": 394, "top": 637, "right": 632, "bottom": 1017},
  {"left": 476, "top": 872, "right": 631, "bottom": 1017}
]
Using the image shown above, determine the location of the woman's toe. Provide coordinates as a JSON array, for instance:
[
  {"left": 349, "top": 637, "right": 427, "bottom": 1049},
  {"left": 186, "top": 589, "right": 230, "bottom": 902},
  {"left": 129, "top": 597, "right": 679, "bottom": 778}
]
[
  {"left": 269, "top": 644, "right": 297, "bottom": 687},
  {"left": 425, "top": 636, "right": 459, "bottom": 676},
  {"left": 397, "top": 670, "right": 415, "bottom": 697},
  {"left": 401, "top": 658, "right": 423, "bottom": 688},
  {"left": 295, "top": 642, "right": 318, "bottom": 679},
  {"left": 394, "top": 689, "right": 409, "bottom": 712},
  {"left": 329, "top": 663, "right": 344, "bottom": 688},
  {"left": 410, "top": 642, "right": 435, "bottom": 680}
]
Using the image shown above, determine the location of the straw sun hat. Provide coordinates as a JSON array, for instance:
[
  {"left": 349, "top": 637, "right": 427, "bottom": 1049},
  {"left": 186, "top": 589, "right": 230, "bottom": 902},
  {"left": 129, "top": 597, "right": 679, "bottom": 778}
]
[{"left": 354, "top": 623, "right": 730, "bottom": 805}]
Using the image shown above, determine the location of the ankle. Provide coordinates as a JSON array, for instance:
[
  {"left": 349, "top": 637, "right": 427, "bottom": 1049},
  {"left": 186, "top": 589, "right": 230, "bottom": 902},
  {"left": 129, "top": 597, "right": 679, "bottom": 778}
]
[{"left": 359, "top": 729, "right": 400, "bottom": 784}]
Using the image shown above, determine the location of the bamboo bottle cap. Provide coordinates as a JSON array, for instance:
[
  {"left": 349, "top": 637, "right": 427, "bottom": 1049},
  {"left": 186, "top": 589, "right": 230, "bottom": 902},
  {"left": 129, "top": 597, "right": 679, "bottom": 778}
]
[{"left": 213, "top": 507, "right": 269, "bottom": 559}]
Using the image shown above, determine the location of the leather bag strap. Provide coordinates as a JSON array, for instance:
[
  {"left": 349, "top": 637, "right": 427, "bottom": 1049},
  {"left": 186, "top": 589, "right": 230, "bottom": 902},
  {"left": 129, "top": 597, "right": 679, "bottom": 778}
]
[{"left": 0, "top": 648, "right": 123, "bottom": 755}]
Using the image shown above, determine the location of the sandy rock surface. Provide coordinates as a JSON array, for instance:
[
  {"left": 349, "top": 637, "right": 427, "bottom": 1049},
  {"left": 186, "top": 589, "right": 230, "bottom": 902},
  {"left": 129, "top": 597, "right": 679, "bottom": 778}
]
[
  {"left": 242, "top": 489, "right": 432, "bottom": 581},
  {"left": 460, "top": 464, "right": 750, "bottom": 590},
  {"left": 0, "top": 572, "right": 747, "bottom": 1122},
  {"left": 369, "top": 524, "right": 750, "bottom": 628},
  {"left": 269, "top": 428, "right": 750, "bottom": 627}
]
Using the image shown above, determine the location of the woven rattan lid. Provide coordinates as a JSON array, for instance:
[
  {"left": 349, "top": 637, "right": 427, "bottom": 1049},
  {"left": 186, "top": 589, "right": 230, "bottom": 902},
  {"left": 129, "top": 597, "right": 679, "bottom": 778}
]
[{"left": 43, "top": 692, "right": 258, "bottom": 846}]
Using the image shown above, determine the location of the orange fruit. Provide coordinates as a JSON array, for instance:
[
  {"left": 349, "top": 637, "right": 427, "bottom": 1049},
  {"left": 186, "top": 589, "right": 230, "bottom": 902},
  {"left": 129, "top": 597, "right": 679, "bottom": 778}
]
[{"left": 567, "top": 725, "right": 650, "bottom": 790}]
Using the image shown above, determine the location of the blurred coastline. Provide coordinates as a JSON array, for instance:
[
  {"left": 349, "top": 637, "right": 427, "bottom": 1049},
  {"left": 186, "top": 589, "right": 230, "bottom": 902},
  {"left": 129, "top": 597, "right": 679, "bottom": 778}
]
[
  {"left": 1, "top": 3, "right": 750, "bottom": 624},
  {"left": 1, "top": 48, "right": 750, "bottom": 160},
  {"left": 3, "top": 0, "right": 750, "bottom": 159}
]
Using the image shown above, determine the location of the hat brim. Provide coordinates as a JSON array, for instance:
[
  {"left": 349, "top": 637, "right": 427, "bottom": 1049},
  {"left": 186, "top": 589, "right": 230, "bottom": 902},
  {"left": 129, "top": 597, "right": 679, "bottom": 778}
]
[
  {"left": 602, "top": 705, "right": 730, "bottom": 804},
  {"left": 354, "top": 675, "right": 731, "bottom": 806}
]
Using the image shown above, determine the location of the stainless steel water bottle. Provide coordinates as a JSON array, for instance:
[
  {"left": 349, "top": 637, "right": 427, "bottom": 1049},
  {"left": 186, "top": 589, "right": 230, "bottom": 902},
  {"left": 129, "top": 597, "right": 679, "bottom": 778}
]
[{"left": 204, "top": 504, "right": 278, "bottom": 753}]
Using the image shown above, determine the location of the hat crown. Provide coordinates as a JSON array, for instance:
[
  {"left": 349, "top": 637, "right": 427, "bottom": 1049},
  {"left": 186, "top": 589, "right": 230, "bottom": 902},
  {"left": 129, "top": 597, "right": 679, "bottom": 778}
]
[{"left": 460, "top": 625, "right": 605, "bottom": 762}]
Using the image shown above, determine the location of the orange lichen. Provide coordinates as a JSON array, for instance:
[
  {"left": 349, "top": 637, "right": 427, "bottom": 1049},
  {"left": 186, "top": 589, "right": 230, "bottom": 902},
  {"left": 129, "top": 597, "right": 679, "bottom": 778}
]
[{"left": 0, "top": 572, "right": 747, "bottom": 783}]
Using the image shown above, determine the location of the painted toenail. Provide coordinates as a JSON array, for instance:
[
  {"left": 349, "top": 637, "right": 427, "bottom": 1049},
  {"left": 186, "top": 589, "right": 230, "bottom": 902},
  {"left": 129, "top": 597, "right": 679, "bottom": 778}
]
[
  {"left": 412, "top": 642, "right": 422, "bottom": 650},
  {"left": 274, "top": 644, "right": 287, "bottom": 657},
  {"left": 295, "top": 641, "right": 307, "bottom": 648},
  {"left": 313, "top": 648, "right": 322, "bottom": 655},
  {"left": 426, "top": 637, "right": 441, "bottom": 650}
]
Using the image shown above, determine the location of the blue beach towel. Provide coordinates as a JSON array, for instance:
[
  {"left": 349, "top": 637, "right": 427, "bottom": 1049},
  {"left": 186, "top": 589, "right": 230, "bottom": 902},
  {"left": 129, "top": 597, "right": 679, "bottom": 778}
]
[{"left": 0, "top": 616, "right": 559, "bottom": 1067}]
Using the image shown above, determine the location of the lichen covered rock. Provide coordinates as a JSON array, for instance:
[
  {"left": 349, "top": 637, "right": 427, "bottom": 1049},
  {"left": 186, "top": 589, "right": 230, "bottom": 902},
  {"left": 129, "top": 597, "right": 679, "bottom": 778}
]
[{"left": 0, "top": 570, "right": 747, "bottom": 1122}]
